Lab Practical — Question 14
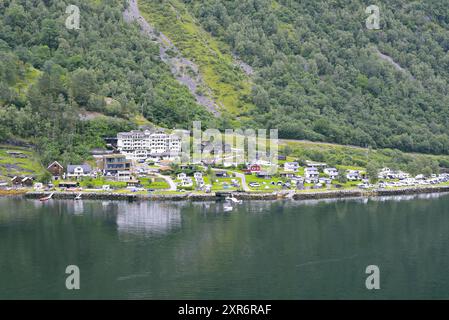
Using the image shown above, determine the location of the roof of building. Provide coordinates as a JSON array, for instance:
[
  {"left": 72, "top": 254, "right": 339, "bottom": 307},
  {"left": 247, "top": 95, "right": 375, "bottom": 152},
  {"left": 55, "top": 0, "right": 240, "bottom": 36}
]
[
  {"left": 257, "top": 171, "right": 273, "bottom": 176},
  {"left": 47, "top": 161, "right": 63, "bottom": 169},
  {"left": 67, "top": 164, "right": 92, "bottom": 174},
  {"left": 90, "top": 148, "right": 113, "bottom": 155},
  {"left": 103, "top": 153, "right": 129, "bottom": 159},
  {"left": 59, "top": 181, "right": 79, "bottom": 186}
]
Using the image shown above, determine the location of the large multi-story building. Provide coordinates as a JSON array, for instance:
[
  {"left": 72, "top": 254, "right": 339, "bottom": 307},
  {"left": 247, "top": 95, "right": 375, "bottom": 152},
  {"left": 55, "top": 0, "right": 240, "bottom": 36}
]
[
  {"left": 101, "top": 154, "right": 132, "bottom": 179},
  {"left": 117, "top": 130, "right": 182, "bottom": 161}
]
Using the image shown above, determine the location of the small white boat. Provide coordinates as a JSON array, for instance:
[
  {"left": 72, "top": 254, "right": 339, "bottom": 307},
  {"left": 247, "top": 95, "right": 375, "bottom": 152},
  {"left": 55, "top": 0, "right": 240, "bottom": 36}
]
[
  {"left": 225, "top": 196, "right": 242, "bottom": 204},
  {"left": 75, "top": 193, "right": 82, "bottom": 200},
  {"left": 40, "top": 193, "right": 54, "bottom": 202}
]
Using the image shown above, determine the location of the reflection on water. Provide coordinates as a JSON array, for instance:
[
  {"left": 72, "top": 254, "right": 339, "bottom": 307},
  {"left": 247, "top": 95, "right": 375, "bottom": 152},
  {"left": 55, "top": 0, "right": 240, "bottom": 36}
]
[
  {"left": 73, "top": 201, "right": 84, "bottom": 215},
  {"left": 2, "top": 193, "right": 449, "bottom": 299},
  {"left": 116, "top": 202, "right": 182, "bottom": 235},
  {"left": 372, "top": 192, "right": 449, "bottom": 202}
]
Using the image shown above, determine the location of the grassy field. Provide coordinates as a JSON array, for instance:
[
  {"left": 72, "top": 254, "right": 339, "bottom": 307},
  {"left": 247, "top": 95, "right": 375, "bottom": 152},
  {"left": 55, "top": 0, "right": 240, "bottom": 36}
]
[
  {"left": 74, "top": 176, "right": 170, "bottom": 190},
  {"left": 242, "top": 172, "right": 287, "bottom": 191},
  {"left": 139, "top": 177, "right": 170, "bottom": 189},
  {"left": 139, "top": 0, "right": 255, "bottom": 120},
  {"left": 279, "top": 138, "right": 449, "bottom": 173},
  {"left": 209, "top": 176, "right": 242, "bottom": 191},
  {"left": 74, "top": 178, "right": 127, "bottom": 189},
  {"left": 0, "top": 145, "right": 44, "bottom": 181}
]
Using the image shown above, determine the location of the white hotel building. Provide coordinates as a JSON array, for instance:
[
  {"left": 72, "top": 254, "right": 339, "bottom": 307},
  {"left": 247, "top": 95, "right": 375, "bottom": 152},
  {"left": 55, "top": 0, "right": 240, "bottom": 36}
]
[{"left": 117, "top": 130, "right": 182, "bottom": 161}]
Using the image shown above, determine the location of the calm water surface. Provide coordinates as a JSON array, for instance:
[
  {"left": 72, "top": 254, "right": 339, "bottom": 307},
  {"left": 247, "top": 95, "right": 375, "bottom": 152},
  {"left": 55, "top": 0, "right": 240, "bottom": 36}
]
[{"left": 1, "top": 194, "right": 449, "bottom": 299}]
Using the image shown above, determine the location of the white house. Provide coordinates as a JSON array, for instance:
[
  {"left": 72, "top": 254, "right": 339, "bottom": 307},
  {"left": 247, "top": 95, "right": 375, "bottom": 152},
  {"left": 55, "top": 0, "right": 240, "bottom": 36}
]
[
  {"left": 196, "top": 178, "right": 205, "bottom": 188},
  {"left": 291, "top": 176, "right": 304, "bottom": 184},
  {"left": 305, "top": 167, "right": 319, "bottom": 178},
  {"left": 319, "top": 177, "right": 332, "bottom": 185},
  {"left": 180, "top": 177, "right": 193, "bottom": 187},
  {"left": 116, "top": 171, "right": 132, "bottom": 181},
  {"left": 346, "top": 170, "right": 361, "bottom": 181},
  {"left": 378, "top": 167, "right": 393, "bottom": 179},
  {"left": 67, "top": 164, "right": 93, "bottom": 178},
  {"left": 284, "top": 162, "right": 299, "bottom": 172},
  {"left": 305, "top": 160, "right": 327, "bottom": 168},
  {"left": 395, "top": 170, "right": 410, "bottom": 180},
  {"left": 194, "top": 172, "right": 203, "bottom": 180},
  {"left": 250, "top": 159, "right": 272, "bottom": 166},
  {"left": 378, "top": 167, "right": 410, "bottom": 180},
  {"left": 304, "top": 167, "right": 319, "bottom": 183},
  {"left": 177, "top": 173, "right": 187, "bottom": 180},
  {"left": 323, "top": 167, "right": 339, "bottom": 179}
]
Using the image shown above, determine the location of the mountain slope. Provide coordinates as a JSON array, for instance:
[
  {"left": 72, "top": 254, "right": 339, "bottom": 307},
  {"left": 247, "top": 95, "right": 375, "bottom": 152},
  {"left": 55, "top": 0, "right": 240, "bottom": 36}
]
[
  {"left": 2, "top": 0, "right": 449, "bottom": 162},
  {"left": 0, "top": 0, "right": 214, "bottom": 164},
  {"left": 138, "top": 0, "right": 256, "bottom": 123},
  {"left": 172, "top": 0, "right": 449, "bottom": 154}
]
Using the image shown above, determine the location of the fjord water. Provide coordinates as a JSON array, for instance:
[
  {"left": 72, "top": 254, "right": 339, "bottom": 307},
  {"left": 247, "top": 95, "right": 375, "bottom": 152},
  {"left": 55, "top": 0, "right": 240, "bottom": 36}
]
[{"left": 1, "top": 194, "right": 449, "bottom": 299}]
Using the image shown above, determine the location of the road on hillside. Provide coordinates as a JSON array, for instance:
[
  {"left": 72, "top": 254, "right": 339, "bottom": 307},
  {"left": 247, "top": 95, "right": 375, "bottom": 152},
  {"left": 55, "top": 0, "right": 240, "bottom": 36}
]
[{"left": 154, "top": 173, "right": 177, "bottom": 191}]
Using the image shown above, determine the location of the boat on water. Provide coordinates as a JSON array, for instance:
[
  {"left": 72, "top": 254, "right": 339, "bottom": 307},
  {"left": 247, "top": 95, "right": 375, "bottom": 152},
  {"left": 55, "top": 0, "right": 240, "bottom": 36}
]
[
  {"left": 39, "top": 193, "right": 54, "bottom": 202},
  {"left": 225, "top": 196, "right": 243, "bottom": 204},
  {"left": 75, "top": 193, "right": 82, "bottom": 200}
]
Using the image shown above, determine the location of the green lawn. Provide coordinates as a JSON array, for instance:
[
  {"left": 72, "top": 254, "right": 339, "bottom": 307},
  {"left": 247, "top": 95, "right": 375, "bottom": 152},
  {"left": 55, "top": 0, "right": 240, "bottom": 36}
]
[
  {"left": 209, "top": 176, "right": 242, "bottom": 191},
  {"left": 139, "top": 177, "right": 170, "bottom": 190},
  {"left": 76, "top": 176, "right": 170, "bottom": 190},
  {"left": 75, "top": 177, "right": 127, "bottom": 189},
  {"left": 243, "top": 172, "right": 287, "bottom": 191},
  {"left": 0, "top": 145, "right": 45, "bottom": 181}
]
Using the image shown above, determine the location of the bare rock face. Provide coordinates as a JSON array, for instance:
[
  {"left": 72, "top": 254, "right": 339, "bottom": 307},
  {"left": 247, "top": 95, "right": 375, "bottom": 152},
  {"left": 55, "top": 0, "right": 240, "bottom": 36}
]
[{"left": 123, "top": 0, "right": 221, "bottom": 116}]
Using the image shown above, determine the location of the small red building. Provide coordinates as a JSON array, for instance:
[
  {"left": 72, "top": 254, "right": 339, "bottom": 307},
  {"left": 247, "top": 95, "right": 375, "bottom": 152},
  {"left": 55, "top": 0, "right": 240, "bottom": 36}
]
[
  {"left": 249, "top": 164, "right": 261, "bottom": 172},
  {"left": 243, "top": 164, "right": 261, "bottom": 174}
]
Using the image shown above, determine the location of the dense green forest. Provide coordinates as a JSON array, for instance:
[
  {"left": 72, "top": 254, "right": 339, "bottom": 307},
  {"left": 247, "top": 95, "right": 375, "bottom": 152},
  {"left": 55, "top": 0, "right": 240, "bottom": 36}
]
[
  {"left": 0, "top": 0, "right": 213, "bottom": 164},
  {"left": 179, "top": 0, "right": 449, "bottom": 154},
  {"left": 2, "top": 0, "right": 449, "bottom": 166}
]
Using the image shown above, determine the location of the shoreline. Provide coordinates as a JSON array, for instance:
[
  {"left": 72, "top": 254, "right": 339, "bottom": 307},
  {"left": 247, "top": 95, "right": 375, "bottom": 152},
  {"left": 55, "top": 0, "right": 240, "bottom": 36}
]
[{"left": 8, "top": 184, "right": 449, "bottom": 202}]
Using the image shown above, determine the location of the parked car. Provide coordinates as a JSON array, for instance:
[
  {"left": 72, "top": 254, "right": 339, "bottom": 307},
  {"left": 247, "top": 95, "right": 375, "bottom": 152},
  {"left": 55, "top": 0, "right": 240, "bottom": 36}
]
[{"left": 249, "top": 182, "right": 260, "bottom": 187}]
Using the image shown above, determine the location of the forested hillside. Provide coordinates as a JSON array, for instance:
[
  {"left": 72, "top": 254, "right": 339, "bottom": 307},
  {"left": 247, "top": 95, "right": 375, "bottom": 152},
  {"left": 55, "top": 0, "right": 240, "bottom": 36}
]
[
  {"left": 170, "top": 0, "right": 449, "bottom": 154},
  {"left": 2, "top": 0, "right": 449, "bottom": 163},
  {"left": 0, "top": 0, "right": 213, "bottom": 164}
]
